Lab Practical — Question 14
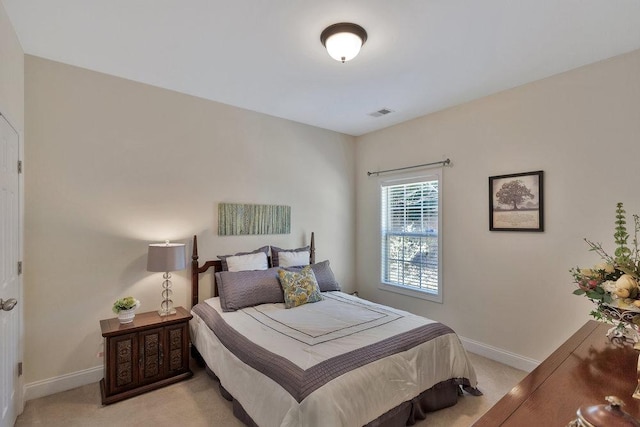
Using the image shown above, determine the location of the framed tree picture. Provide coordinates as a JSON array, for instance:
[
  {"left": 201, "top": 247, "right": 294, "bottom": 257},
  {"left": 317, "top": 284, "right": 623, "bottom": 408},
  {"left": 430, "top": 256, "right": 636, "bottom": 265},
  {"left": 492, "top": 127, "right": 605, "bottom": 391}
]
[{"left": 489, "top": 170, "right": 544, "bottom": 231}]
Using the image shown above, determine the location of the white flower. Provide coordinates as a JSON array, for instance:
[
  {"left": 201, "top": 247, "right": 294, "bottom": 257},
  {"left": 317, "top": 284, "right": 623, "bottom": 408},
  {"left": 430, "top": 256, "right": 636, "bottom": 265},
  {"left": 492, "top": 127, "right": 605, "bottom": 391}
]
[
  {"left": 595, "top": 263, "right": 615, "bottom": 274},
  {"left": 602, "top": 280, "right": 618, "bottom": 293},
  {"left": 579, "top": 268, "right": 594, "bottom": 277},
  {"left": 616, "top": 274, "right": 638, "bottom": 291}
]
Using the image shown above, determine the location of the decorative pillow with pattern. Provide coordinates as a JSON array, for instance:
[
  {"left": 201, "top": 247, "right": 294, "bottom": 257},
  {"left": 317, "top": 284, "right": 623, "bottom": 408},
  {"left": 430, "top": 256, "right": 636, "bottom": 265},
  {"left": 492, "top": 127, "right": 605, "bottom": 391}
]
[
  {"left": 285, "top": 260, "right": 340, "bottom": 292},
  {"left": 278, "top": 266, "right": 323, "bottom": 309}
]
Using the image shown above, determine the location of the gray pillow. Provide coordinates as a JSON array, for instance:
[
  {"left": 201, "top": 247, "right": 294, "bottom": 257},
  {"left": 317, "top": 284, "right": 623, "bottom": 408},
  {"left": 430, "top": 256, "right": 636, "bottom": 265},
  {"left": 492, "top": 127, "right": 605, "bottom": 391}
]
[
  {"left": 217, "top": 246, "right": 269, "bottom": 271},
  {"left": 287, "top": 260, "right": 340, "bottom": 292},
  {"left": 216, "top": 267, "right": 284, "bottom": 312},
  {"left": 271, "top": 245, "right": 310, "bottom": 267}
]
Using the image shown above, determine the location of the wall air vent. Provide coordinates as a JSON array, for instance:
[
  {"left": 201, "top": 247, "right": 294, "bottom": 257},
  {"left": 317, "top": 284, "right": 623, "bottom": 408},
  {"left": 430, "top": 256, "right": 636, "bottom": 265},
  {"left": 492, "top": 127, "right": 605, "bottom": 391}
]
[{"left": 369, "top": 108, "right": 394, "bottom": 118}]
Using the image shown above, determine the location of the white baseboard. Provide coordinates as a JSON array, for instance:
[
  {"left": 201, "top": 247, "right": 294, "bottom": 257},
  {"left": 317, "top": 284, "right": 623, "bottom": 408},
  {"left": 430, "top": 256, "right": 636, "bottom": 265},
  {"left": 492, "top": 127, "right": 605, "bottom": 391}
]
[
  {"left": 22, "top": 337, "right": 537, "bottom": 401},
  {"left": 23, "top": 365, "right": 103, "bottom": 401},
  {"left": 460, "top": 336, "right": 540, "bottom": 373}
]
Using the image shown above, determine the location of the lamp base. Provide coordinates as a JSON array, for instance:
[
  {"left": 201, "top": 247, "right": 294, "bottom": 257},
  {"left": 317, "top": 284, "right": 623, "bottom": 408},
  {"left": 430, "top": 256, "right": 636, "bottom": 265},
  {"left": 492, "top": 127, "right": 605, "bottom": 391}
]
[{"left": 158, "top": 308, "right": 176, "bottom": 317}]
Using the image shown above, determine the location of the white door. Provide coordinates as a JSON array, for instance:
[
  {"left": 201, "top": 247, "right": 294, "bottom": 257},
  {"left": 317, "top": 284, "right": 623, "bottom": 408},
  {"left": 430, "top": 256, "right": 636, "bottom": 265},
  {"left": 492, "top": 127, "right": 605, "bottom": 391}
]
[{"left": 0, "top": 113, "right": 21, "bottom": 427}]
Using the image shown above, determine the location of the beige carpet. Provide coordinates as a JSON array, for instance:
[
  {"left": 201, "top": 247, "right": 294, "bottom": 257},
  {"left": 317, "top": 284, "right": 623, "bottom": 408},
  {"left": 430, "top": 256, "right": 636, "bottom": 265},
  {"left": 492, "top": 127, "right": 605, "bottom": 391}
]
[{"left": 15, "top": 352, "right": 526, "bottom": 427}]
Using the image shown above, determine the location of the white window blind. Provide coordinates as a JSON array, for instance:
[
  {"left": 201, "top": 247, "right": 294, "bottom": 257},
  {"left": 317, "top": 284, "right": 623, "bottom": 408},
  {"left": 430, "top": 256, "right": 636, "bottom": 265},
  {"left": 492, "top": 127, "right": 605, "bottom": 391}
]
[{"left": 380, "top": 172, "right": 442, "bottom": 301}]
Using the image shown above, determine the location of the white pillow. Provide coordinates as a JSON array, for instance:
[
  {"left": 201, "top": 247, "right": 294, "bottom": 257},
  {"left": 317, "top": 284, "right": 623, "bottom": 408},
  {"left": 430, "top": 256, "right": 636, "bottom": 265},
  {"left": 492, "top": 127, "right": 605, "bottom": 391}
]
[
  {"left": 226, "top": 252, "right": 269, "bottom": 272},
  {"left": 278, "top": 251, "right": 310, "bottom": 268}
]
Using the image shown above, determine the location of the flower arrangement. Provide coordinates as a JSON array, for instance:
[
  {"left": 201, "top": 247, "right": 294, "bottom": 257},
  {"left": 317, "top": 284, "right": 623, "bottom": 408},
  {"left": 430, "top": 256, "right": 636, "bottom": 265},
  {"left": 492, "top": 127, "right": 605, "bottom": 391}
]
[
  {"left": 112, "top": 296, "right": 140, "bottom": 314},
  {"left": 571, "top": 203, "right": 640, "bottom": 323}
]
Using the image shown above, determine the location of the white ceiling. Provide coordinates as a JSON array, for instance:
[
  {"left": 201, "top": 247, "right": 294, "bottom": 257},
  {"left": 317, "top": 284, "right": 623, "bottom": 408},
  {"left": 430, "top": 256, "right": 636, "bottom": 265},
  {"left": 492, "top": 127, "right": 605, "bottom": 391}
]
[{"left": 3, "top": 0, "right": 640, "bottom": 136}]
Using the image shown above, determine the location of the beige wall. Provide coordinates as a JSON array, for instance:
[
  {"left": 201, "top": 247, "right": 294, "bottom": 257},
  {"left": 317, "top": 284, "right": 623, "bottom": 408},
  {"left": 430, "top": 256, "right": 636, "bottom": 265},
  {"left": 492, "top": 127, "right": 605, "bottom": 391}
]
[
  {"left": 0, "top": 2, "right": 23, "bottom": 129},
  {"left": 24, "top": 56, "right": 355, "bottom": 385},
  {"left": 355, "top": 49, "right": 640, "bottom": 363}
]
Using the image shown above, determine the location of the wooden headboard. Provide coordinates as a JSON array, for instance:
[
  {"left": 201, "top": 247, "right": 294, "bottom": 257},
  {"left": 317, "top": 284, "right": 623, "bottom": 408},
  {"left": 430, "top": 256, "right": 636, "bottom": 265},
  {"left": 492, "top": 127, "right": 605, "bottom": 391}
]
[{"left": 191, "top": 232, "right": 315, "bottom": 307}]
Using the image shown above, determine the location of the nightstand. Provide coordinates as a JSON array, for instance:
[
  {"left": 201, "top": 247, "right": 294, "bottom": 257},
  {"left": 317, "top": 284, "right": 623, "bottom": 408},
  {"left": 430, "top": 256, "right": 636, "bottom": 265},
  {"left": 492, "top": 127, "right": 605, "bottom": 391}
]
[{"left": 99, "top": 306, "right": 193, "bottom": 404}]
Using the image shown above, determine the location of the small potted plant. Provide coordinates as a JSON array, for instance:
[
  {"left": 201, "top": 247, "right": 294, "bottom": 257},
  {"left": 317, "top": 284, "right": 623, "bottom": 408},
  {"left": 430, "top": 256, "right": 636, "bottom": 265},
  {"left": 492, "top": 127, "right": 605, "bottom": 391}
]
[{"left": 112, "top": 296, "right": 140, "bottom": 324}]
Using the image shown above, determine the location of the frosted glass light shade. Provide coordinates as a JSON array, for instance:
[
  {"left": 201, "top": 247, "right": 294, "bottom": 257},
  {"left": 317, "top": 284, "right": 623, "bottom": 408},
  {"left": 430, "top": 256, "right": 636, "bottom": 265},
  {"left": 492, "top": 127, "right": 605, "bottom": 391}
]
[
  {"left": 320, "top": 23, "right": 367, "bottom": 63},
  {"left": 325, "top": 32, "right": 363, "bottom": 62}
]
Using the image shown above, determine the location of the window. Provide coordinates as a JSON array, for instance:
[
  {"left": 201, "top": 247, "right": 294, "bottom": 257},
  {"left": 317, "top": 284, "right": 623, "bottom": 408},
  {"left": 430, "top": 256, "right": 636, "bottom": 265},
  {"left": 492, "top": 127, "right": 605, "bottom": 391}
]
[{"left": 380, "top": 171, "right": 442, "bottom": 302}]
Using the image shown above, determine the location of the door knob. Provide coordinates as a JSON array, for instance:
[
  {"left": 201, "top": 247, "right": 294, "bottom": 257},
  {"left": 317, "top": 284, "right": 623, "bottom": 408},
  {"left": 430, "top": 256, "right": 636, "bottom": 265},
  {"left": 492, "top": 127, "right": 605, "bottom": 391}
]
[{"left": 0, "top": 298, "right": 17, "bottom": 311}]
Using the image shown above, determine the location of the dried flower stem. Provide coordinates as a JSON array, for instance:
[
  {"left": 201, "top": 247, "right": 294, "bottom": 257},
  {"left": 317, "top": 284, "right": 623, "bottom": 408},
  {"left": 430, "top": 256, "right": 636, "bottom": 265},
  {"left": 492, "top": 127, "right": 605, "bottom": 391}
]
[{"left": 584, "top": 239, "right": 616, "bottom": 265}]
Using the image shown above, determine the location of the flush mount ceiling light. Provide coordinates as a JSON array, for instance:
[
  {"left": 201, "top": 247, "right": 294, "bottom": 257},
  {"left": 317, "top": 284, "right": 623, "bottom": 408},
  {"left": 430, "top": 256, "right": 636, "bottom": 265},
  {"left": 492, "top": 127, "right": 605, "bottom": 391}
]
[{"left": 320, "top": 22, "right": 368, "bottom": 63}]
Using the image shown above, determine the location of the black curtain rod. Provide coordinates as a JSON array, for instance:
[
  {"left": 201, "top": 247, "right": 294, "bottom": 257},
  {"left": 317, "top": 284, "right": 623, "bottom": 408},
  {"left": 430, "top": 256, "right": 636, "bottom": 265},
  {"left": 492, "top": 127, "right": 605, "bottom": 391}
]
[{"left": 367, "top": 158, "right": 451, "bottom": 176}]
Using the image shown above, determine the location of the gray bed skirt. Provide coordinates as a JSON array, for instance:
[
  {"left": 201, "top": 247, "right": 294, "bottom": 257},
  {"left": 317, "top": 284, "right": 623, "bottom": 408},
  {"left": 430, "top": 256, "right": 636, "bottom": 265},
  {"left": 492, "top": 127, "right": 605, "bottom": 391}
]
[{"left": 206, "top": 366, "right": 468, "bottom": 427}]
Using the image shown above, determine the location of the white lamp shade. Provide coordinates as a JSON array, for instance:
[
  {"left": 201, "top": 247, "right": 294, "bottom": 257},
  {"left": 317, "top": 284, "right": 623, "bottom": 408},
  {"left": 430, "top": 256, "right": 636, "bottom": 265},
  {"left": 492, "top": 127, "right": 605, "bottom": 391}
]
[
  {"left": 325, "top": 32, "right": 363, "bottom": 62},
  {"left": 147, "top": 243, "right": 186, "bottom": 272}
]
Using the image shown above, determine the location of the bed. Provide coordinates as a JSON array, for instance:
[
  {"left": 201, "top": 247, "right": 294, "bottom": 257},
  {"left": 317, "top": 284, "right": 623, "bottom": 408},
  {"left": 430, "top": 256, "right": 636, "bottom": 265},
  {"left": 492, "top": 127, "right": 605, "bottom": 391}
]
[{"left": 189, "top": 233, "right": 480, "bottom": 426}]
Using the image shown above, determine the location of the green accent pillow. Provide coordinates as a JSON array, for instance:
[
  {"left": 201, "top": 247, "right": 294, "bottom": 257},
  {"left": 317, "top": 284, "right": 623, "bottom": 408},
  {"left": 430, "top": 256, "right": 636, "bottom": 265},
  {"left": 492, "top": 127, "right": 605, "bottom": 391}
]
[{"left": 278, "top": 266, "right": 323, "bottom": 309}]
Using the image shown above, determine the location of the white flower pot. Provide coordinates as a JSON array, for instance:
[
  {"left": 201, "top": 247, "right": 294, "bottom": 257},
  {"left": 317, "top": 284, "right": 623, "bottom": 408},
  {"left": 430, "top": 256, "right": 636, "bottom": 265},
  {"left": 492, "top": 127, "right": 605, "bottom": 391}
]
[{"left": 118, "top": 308, "right": 137, "bottom": 324}]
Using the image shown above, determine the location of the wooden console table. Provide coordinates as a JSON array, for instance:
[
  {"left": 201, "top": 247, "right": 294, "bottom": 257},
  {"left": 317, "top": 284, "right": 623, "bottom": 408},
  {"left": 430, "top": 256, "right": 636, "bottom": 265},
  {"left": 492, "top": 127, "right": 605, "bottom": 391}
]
[{"left": 473, "top": 320, "right": 640, "bottom": 426}]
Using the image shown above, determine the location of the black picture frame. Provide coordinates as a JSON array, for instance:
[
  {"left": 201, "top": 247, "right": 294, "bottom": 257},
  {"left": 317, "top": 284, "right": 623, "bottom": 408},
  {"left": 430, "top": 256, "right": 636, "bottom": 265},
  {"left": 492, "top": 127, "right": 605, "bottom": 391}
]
[{"left": 489, "top": 170, "right": 544, "bottom": 232}]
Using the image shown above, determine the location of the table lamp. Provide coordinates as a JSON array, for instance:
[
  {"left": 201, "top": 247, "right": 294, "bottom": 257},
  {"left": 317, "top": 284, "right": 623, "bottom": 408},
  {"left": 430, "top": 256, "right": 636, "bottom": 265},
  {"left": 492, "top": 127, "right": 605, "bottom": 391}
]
[{"left": 147, "top": 241, "right": 186, "bottom": 316}]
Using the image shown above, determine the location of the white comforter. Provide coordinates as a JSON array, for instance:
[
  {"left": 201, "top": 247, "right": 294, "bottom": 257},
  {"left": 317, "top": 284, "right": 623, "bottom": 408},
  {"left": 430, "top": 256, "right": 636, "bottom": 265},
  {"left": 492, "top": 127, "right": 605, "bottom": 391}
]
[{"left": 190, "top": 292, "right": 477, "bottom": 427}]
